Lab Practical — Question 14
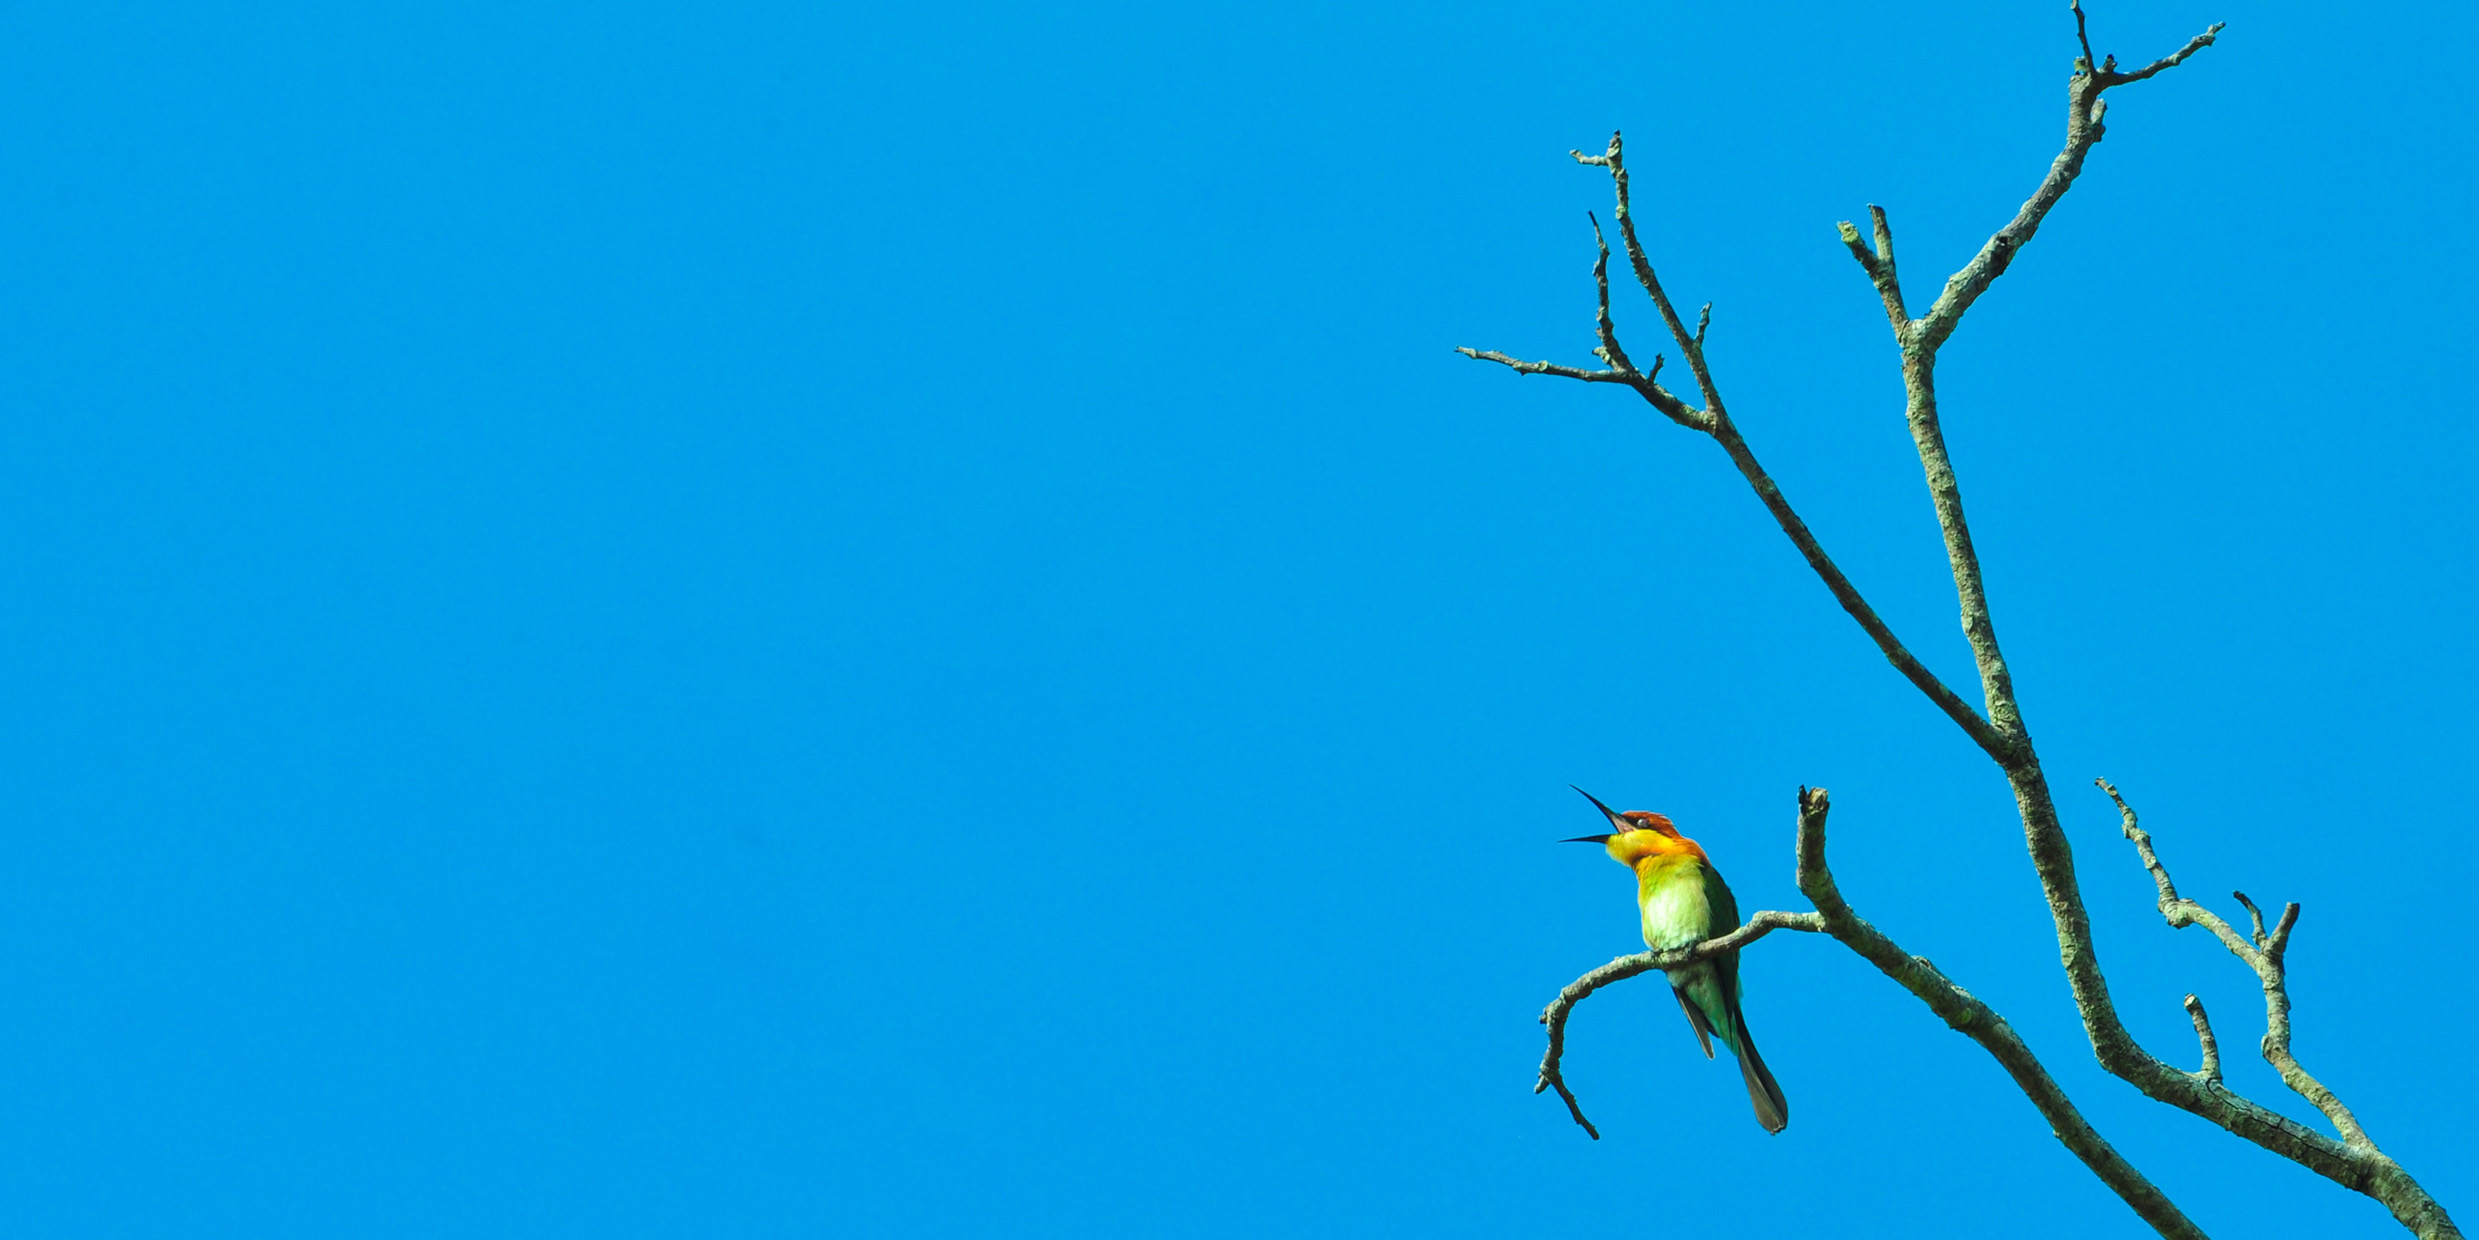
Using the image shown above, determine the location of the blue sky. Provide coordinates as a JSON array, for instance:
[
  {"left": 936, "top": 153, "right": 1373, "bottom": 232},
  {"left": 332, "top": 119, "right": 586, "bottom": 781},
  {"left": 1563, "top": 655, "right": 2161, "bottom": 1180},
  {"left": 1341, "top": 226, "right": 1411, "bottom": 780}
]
[{"left": 0, "top": 1, "right": 2470, "bottom": 1235}]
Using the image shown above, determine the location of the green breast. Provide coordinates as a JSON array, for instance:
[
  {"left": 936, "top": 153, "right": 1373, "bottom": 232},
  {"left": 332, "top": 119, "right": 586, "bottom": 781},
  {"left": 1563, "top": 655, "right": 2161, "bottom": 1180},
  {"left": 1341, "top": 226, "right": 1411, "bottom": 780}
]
[{"left": 1636, "top": 854, "right": 1712, "bottom": 949}]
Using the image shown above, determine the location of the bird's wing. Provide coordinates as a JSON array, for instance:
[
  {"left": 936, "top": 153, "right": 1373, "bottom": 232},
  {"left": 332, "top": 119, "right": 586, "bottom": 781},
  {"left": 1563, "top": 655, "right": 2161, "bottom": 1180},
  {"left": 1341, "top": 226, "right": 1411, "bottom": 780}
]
[
  {"left": 1665, "top": 858, "right": 1745, "bottom": 1061},
  {"left": 1671, "top": 985, "right": 1717, "bottom": 1059},
  {"left": 1700, "top": 860, "right": 1743, "bottom": 935},
  {"left": 1701, "top": 861, "right": 1746, "bottom": 1003}
]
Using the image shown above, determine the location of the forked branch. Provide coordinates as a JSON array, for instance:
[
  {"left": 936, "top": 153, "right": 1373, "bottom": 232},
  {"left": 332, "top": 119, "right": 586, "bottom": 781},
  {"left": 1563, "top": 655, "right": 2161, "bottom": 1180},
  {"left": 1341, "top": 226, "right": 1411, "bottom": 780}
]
[
  {"left": 1907, "top": 5, "right": 2225, "bottom": 356},
  {"left": 1788, "top": 788, "right": 2206, "bottom": 1239},
  {"left": 1457, "top": 132, "right": 2005, "bottom": 762},
  {"left": 1487, "top": 8, "right": 2457, "bottom": 1237},
  {"left": 1816, "top": 16, "right": 2459, "bottom": 1233},
  {"left": 2094, "top": 780, "right": 2453, "bottom": 1236},
  {"left": 1456, "top": 206, "right": 1704, "bottom": 430}
]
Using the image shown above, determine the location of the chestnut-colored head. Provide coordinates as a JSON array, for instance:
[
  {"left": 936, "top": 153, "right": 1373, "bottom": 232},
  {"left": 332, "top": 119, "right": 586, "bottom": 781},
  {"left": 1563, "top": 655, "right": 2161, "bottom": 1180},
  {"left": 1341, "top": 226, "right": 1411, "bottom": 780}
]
[{"left": 1561, "top": 786, "right": 1704, "bottom": 866}]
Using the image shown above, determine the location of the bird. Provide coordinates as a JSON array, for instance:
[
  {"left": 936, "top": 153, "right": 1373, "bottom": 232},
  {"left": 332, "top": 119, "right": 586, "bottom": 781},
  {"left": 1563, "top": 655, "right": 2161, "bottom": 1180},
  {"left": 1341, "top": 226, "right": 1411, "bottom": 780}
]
[{"left": 1565, "top": 786, "right": 1788, "bottom": 1134}]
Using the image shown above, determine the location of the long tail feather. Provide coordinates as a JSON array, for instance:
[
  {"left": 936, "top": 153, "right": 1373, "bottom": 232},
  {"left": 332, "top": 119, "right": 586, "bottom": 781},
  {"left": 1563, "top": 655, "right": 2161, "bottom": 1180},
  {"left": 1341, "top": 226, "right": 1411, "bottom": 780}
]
[{"left": 1726, "top": 991, "right": 1789, "bottom": 1134}]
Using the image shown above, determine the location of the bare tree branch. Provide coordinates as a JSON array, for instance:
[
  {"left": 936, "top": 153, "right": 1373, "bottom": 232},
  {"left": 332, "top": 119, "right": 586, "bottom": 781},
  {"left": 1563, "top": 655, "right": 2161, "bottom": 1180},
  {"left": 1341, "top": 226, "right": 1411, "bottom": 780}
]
[
  {"left": 1836, "top": 206, "right": 1910, "bottom": 336},
  {"left": 1461, "top": 139, "right": 2008, "bottom": 761},
  {"left": 1534, "top": 910, "right": 1824, "bottom": 1140},
  {"left": 1911, "top": 10, "right": 2223, "bottom": 355},
  {"left": 1795, "top": 21, "right": 2468, "bottom": 1237},
  {"left": 1585, "top": 212, "right": 1639, "bottom": 378},
  {"left": 1574, "top": 132, "right": 1722, "bottom": 415},
  {"left": 1696, "top": 416, "right": 2011, "bottom": 759},
  {"left": 1793, "top": 16, "right": 2240, "bottom": 957},
  {"left": 2182, "top": 994, "right": 2222, "bottom": 1085},
  {"left": 2268, "top": 901, "right": 2299, "bottom": 955},
  {"left": 2101, "top": 780, "right": 2363, "bottom": 1140},
  {"left": 1454, "top": 348, "right": 1640, "bottom": 387},
  {"left": 1788, "top": 788, "right": 2208, "bottom": 1240},
  {"left": 1480, "top": 8, "right": 2458, "bottom": 1237},
  {"left": 2097, "top": 14, "right": 2227, "bottom": 86},
  {"left": 1451, "top": 204, "right": 1707, "bottom": 430},
  {"left": 2100, "top": 779, "right": 2458, "bottom": 1238},
  {"left": 2231, "top": 890, "right": 2270, "bottom": 948}
]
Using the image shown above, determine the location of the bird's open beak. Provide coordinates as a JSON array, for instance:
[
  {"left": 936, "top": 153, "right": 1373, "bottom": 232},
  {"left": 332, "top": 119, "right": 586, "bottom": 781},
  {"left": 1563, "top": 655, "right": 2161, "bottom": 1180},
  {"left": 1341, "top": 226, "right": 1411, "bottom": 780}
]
[{"left": 1569, "top": 784, "right": 1628, "bottom": 829}]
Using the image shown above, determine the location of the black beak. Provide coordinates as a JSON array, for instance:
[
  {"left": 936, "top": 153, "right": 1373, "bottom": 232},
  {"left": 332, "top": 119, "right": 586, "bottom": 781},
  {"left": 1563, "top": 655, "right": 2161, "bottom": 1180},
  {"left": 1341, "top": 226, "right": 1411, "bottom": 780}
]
[
  {"left": 1569, "top": 784, "right": 1627, "bottom": 828},
  {"left": 1560, "top": 834, "right": 1614, "bottom": 844}
]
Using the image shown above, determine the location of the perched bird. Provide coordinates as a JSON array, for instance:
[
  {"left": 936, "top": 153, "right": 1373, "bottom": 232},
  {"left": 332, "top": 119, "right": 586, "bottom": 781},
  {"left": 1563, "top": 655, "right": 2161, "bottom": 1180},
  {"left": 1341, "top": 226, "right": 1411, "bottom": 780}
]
[{"left": 1565, "top": 786, "right": 1788, "bottom": 1133}]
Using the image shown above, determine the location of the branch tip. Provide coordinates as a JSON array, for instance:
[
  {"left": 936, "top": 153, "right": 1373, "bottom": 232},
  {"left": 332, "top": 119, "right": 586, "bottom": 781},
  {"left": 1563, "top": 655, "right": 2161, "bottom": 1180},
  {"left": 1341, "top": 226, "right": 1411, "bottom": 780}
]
[
  {"left": 2182, "top": 993, "right": 2223, "bottom": 1084},
  {"left": 2233, "top": 891, "right": 2269, "bottom": 946},
  {"left": 1837, "top": 221, "right": 1879, "bottom": 276}
]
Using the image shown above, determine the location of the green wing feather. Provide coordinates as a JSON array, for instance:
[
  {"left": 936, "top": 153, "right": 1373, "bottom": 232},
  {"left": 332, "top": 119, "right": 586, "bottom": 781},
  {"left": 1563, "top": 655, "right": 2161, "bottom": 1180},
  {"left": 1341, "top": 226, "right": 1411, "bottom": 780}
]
[
  {"left": 1700, "top": 861, "right": 1789, "bottom": 1133},
  {"left": 1697, "top": 862, "right": 1745, "bottom": 1049}
]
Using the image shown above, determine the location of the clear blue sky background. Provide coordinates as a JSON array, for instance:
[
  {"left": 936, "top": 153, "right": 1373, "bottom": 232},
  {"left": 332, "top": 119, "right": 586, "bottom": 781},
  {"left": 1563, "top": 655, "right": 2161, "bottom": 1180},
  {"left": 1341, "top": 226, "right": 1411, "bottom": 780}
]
[{"left": 0, "top": 2, "right": 2468, "bottom": 1235}]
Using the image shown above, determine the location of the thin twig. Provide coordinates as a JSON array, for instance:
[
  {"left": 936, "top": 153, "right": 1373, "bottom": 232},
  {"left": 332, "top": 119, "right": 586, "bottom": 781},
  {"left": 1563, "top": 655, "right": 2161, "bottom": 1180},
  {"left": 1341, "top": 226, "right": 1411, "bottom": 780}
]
[
  {"left": 1534, "top": 910, "right": 1823, "bottom": 1138},
  {"left": 1454, "top": 349, "right": 1639, "bottom": 386},
  {"left": 1566, "top": 133, "right": 1725, "bottom": 419},
  {"left": 1452, "top": 205, "right": 1706, "bottom": 429},
  {"left": 2268, "top": 903, "right": 2299, "bottom": 956},
  {"left": 2100, "top": 22, "right": 2226, "bottom": 86},
  {"left": 1586, "top": 212, "right": 1637, "bottom": 376},
  {"left": 1576, "top": 132, "right": 1723, "bottom": 416},
  {"left": 1869, "top": 206, "right": 1898, "bottom": 290},
  {"left": 1836, "top": 221, "right": 1883, "bottom": 280},
  {"left": 2234, "top": 891, "right": 2270, "bottom": 948},
  {"left": 1835, "top": 207, "right": 1910, "bottom": 336}
]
